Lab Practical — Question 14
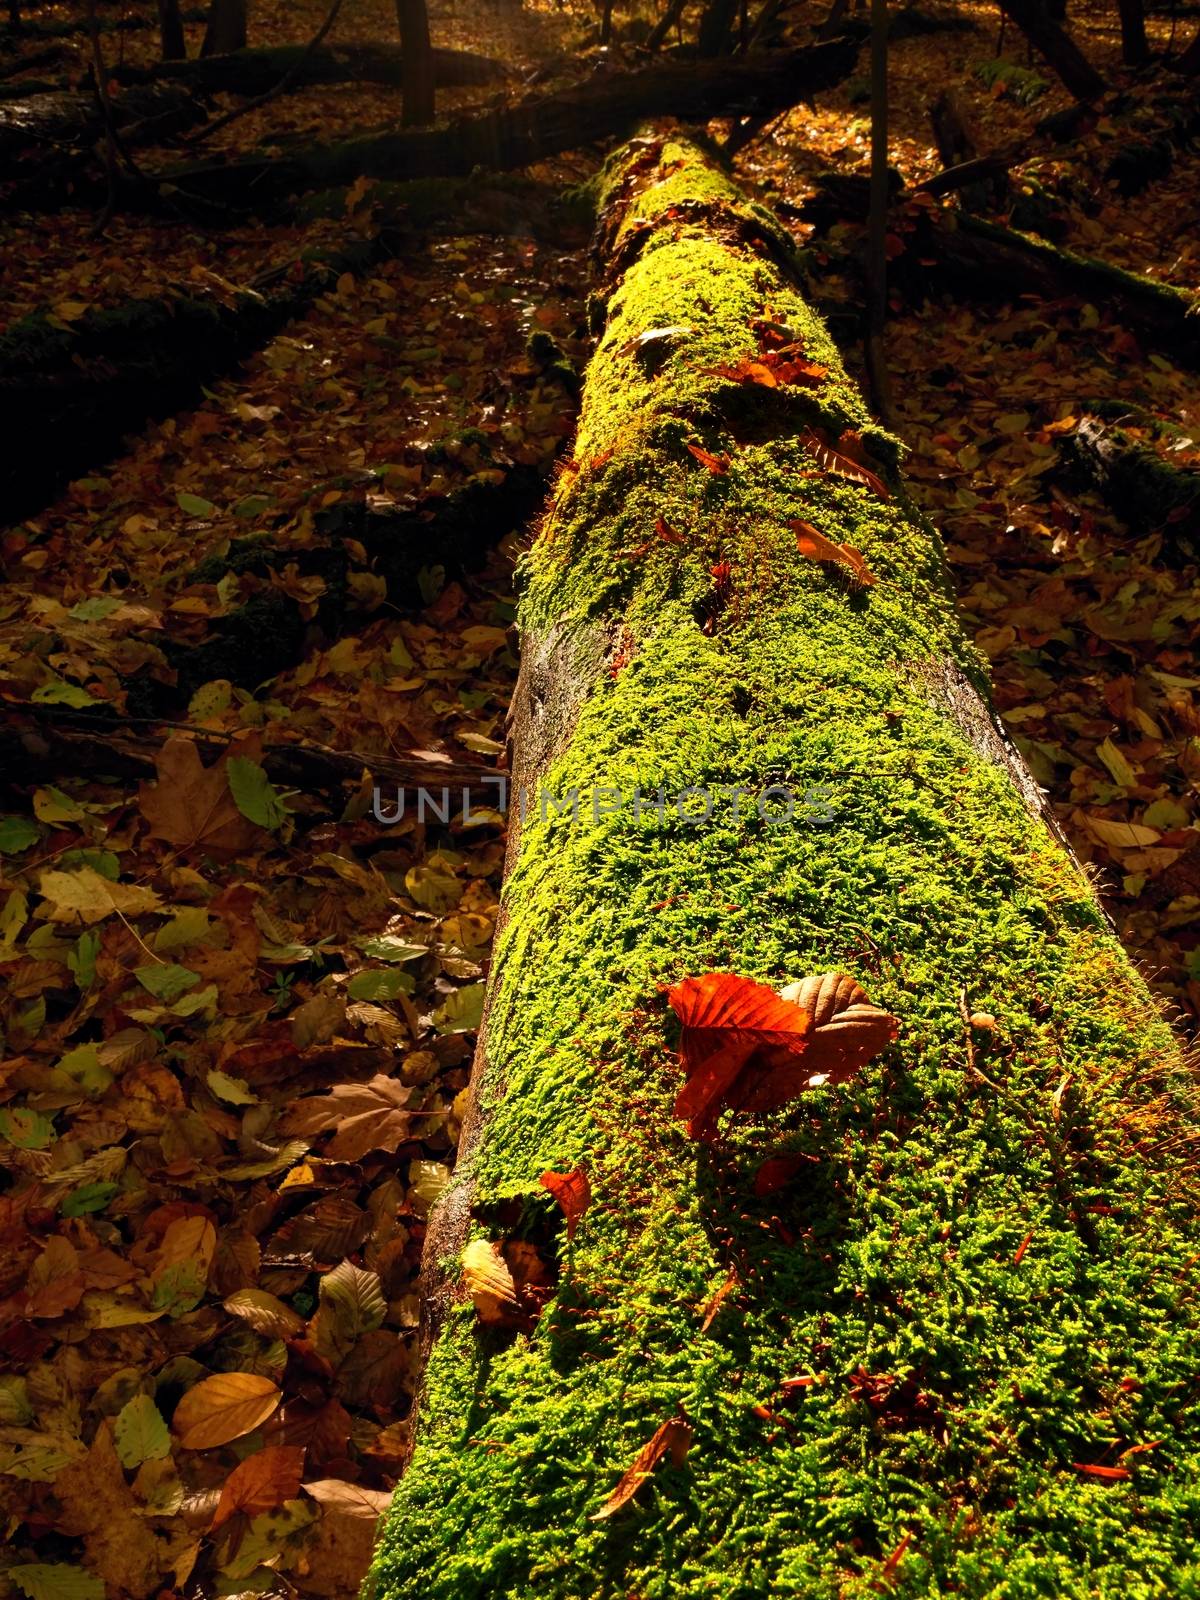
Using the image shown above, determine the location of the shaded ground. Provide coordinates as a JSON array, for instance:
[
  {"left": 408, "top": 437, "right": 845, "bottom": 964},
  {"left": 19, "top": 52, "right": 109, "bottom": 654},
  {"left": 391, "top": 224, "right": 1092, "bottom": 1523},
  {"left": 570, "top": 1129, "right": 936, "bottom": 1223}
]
[{"left": 0, "top": 0, "right": 1197, "bottom": 1594}]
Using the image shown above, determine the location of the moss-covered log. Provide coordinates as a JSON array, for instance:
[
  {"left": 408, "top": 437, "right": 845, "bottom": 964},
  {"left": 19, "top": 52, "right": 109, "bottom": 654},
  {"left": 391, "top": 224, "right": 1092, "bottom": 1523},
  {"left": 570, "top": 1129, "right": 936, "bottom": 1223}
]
[
  {"left": 373, "top": 137, "right": 1200, "bottom": 1599},
  {"left": 1065, "top": 413, "right": 1200, "bottom": 544},
  {"left": 805, "top": 176, "right": 1200, "bottom": 368},
  {"left": 0, "top": 238, "right": 378, "bottom": 520},
  {"left": 108, "top": 40, "right": 512, "bottom": 95},
  {"left": 149, "top": 41, "right": 858, "bottom": 207},
  {"left": 0, "top": 80, "right": 205, "bottom": 183}
]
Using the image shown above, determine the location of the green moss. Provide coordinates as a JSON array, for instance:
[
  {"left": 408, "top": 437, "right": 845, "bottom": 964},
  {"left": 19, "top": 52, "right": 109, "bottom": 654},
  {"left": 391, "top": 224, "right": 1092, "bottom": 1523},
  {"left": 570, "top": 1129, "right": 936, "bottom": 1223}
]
[{"left": 372, "top": 140, "right": 1200, "bottom": 1600}]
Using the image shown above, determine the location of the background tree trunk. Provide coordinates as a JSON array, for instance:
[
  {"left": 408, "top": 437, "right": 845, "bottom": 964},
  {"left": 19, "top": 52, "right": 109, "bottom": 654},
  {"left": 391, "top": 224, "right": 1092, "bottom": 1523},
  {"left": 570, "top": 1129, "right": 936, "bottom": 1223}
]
[
  {"left": 370, "top": 132, "right": 1200, "bottom": 1600},
  {"left": 157, "top": 0, "right": 187, "bottom": 60},
  {"left": 697, "top": 0, "right": 738, "bottom": 55},
  {"left": 1116, "top": 0, "right": 1149, "bottom": 64},
  {"left": 396, "top": 0, "right": 434, "bottom": 126},
  {"left": 997, "top": 0, "right": 1105, "bottom": 98},
  {"left": 201, "top": 0, "right": 248, "bottom": 57}
]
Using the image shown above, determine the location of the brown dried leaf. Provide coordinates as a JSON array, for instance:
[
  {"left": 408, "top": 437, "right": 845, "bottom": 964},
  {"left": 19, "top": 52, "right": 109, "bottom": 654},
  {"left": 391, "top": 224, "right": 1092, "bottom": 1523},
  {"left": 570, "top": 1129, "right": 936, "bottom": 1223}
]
[
  {"left": 591, "top": 1415, "right": 693, "bottom": 1520},
  {"left": 461, "top": 1239, "right": 520, "bottom": 1325},
  {"left": 210, "top": 1444, "right": 305, "bottom": 1531},
  {"left": 223, "top": 1288, "right": 305, "bottom": 1340},
  {"left": 138, "top": 735, "right": 268, "bottom": 857},
  {"left": 790, "top": 519, "right": 876, "bottom": 587},
  {"left": 172, "top": 1372, "right": 281, "bottom": 1451}
]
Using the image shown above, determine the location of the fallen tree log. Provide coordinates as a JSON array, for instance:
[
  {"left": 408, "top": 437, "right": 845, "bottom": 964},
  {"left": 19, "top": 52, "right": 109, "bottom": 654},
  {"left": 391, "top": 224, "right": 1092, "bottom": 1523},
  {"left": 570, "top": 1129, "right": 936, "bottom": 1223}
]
[
  {"left": 149, "top": 40, "right": 860, "bottom": 207},
  {"left": 0, "top": 79, "right": 205, "bottom": 185},
  {"left": 108, "top": 40, "right": 513, "bottom": 95},
  {"left": 371, "top": 135, "right": 1200, "bottom": 1599},
  {"left": 0, "top": 236, "right": 380, "bottom": 521},
  {"left": 803, "top": 176, "right": 1200, "bottom": 367},
  {"left": 1064, "top": 412, "right": 1200, "bottom": 542}
]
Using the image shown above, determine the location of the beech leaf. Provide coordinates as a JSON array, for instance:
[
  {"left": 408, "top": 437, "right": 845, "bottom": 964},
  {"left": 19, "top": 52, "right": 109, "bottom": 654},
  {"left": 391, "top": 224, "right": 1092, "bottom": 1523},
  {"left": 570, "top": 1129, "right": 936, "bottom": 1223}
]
[
  {"left": 172, "top": 1372, "right": 281, "bottom": 1450},
  {"left": 539, "top": 1167, "right": 591, "bottom": 1240},
  {"left": 591, "top": 1415, "right": 693, "bottom": 1520}
]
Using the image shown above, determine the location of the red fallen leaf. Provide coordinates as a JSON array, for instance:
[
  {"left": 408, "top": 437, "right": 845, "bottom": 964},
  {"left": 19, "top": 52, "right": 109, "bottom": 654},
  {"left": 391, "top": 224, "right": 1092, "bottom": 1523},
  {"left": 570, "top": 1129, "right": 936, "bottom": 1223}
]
[
  {"left": 686, "top": 442, "right": 730, "bottom": 474},
  {"left": 799, "top": 428, "right": 890, "bottom": 500},
  {"left": 1013, "top": 1230, "right": 1033, "bottom": 1265},
  {"left": 590, "top": 1414, "right": 693, "bottom": 1520},
  {"left": 1072, "top": 1462, "right": 1131, "bottom": 1481},
  {"left": 655, "top": 516, "right": 684, "bottom": 544},
  {"left": 771, "top": 353, "right": 828, "bottom": 387},
  {"left": 539, "top": 1167, "right": 591, "bottom": 1241},
  {"left": 790, "top": 519, "right": 876, "bottom": 587},
  {"left": 699, "top": 1268, "right": 738, "bottom": 1332},
  {"left": 753, "top": 1150, "right": 814, "bottom": 1196},
  {"left": 669, "top": 972, "right": 897, "bottom": 1139},
  {"left": 711, "top": 358, "right": 779, "bottom": 388},
  {"left": 210, "top": 1443, "right": 305, "bottom": 1530}
]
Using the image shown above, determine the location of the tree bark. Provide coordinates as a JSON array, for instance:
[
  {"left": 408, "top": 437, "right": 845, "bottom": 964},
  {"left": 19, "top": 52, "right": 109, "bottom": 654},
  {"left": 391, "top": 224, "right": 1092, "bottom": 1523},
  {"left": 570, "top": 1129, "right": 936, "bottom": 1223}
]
[
  {"left": 200, "top": 0, "right": 247, "bottom": 57},
  {"left": 0, "top": 82, "right": 206, "bottom": 191},
  {"left": 1116, "top": 0, "right": 1149, "bottom": 65},
  {"left": 996, "top": 0, "right": 1106, "bottom": 99},
  {"left": 110, "top": 41, "right": 512, "bottom": 94},
  {"left": 697, "top": 0, "right": 739, "bottom": 54},
  {"left": 154, "top": 39, "right": 860, "bottom": 206},
  {"left": 369, "top": 134, "right": 1200, "bottom": 1600},
  {"left": 157, "top": 0, "right": 187, "bottom": 60},
  {"left": 395, "top": 0, "right": 434, "bottom": 127}
]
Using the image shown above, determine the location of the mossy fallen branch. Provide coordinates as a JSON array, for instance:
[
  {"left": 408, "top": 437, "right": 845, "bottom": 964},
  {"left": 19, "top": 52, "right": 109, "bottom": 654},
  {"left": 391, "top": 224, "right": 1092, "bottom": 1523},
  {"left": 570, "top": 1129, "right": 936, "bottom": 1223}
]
[
  {"left": 108, "top": 40, "right": 512, "bottom": 96},
  {"left": 373, "top": 135, "right": 1200, "bottom": 1599}
]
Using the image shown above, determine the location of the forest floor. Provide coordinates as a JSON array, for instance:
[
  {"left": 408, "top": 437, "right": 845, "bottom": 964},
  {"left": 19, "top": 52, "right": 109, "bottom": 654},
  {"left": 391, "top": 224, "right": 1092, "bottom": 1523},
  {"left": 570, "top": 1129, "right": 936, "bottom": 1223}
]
[{"left": 0, "top": 0, "right": 1197, "bottom": 1595}]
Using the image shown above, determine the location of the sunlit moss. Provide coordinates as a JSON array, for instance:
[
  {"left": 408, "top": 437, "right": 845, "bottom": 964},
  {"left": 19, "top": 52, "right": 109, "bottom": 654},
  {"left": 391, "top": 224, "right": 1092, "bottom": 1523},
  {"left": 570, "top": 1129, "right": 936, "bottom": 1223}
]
[{"left": 372, "top": 139, "right": 1200, "bottom": 1600}]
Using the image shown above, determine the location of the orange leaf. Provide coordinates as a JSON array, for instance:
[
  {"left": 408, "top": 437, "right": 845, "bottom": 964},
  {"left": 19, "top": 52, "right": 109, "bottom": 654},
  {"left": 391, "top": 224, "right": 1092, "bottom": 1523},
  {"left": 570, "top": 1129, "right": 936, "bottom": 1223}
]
[
  {"left": 539, "top": 1168, "right": 591, "bottom": 1241},
  {"left": 1072, "top": 1462, "right": 1131, "bottom": 1481},
  {"left": 1013, "top": 1230, "right": 1033, "bottom": 1266},
  {"left": 790, "top": 519, "right": 876, "bottom": 587},
  {"left": 211, "top": 1444, "right": 305, "bottom": 1530},
  {"left": 669, "top": 973, "right": 813, "bottom": 1139},
  {"left": 800, "top": 428, "right": 890, "bottom": 500},
  {"left": 590, "top": 1415, "right": 693, "bottom": 1520},
  {"left": 173, "top": 1372, "right": 282, "bottom": 1451},
  {"left": 686, "top": 442, "right": 730, "bottom": 474},
  {"left": 711, "top": 358, "right": 778, "bottom": 388},
  {"left": 700, "top": 1269, "right": 738, "bottom": 1332},
  {"left": 669, "top": 971, "right": 897, "bottom": 1138}
]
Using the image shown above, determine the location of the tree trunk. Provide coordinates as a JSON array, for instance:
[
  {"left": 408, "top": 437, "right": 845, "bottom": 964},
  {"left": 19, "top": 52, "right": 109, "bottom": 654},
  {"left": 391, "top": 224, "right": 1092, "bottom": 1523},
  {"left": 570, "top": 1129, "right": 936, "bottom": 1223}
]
[
  {"left": 928, "top": 86, "right": 1010, "bottom": 208},
  {"left": 157, "top": 0, "right": 187, "bottom": 60},
  {"left": 369, "top": 134, "right": 1200, "bottom": 1600},
  {"left": 395, "top": 0, "right": 434, "bottom": 127},
  {"left": 997, "top": 0, "right": 1106, "bottom": 99},
  {"left": 697, "top": 0, "right": 739, "bottom": 54},
  {"left": 110, "top": 42, "right": 512, "bottom": 94},
  {"left": 201, "top": 0, "right": 247, "bottom": 57},
  {"left": 645, "top": 0, "right": 687, "bottom": 51},
  {"left": 1116, "top": 0, "right": 1149, "bottom": 64},
  {"left": 1178, "top": 27, "right": 1200, "bottom": 74}
]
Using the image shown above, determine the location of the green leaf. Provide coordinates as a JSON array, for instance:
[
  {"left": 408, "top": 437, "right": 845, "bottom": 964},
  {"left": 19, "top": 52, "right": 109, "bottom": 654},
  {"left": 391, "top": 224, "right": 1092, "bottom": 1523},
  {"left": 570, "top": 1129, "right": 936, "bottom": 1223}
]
[
  {"left": 61, "top": 1182, "right": 119, "bottom": 1218},
  {"left": 361, "top": 935, "right": 427, "bottom": 963},
  {"left": 10, "top": 1565, "right": 104, "bottom": 1600},
  {"left": 57, "top": 848, "right": 119, "bottom": 880},
  {"left": 10, "top": 1567, "right": 102, "bottom": 1600},
  {"left": 433, "top": 982, "right": 486, "bottom": 1034},
  {"left": 0, "top": 1107, "right": 55, "bottom": 1149},
  {"left": 55, "top": 1043, "right": 113, "bottom": 1097},
  {"left": 206, "top": 1069, "right": 258, "bottom": 1105},
  {"left": 33, "top": 786, "right": 85, "bottom": 823},
  {"left": 135, "top": 963, "right": 201, "bottom": 1002},
  {"left": 112, "top": 1394, "right": 171, "bottom": 1469},
  {"left": 234, "top": 494, "right": 272, "bottom": 518},
  {"left": 67, "top": 596, "right": 123, "bottom": 622},
  {"left": 346, "top": 968, "right": 412, "bottom": 1002},
  {"left": 227, "top": 757, "right": 288, "bottom": 830},
  {"left": 31, "top": 677, "right": 98, "bottom": 709},
  {"left": 177, "top": 492, "right": 217, "bottom": 517},
  {"left": 0, "top": 815, "right": 39, "bottom": 855},
  {"left": 67, "top": 930, "right": 100, "bottom": 990}
]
